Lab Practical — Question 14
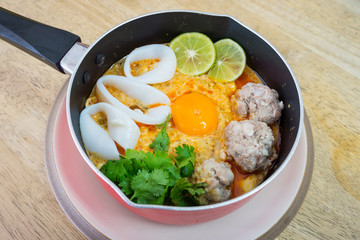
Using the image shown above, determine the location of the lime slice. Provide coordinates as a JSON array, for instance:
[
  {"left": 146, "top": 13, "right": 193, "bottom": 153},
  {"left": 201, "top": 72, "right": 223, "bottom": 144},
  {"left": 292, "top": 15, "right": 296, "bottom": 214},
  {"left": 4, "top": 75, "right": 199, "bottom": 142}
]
[
  {"left": 208, "top": 38, "right": 246, "bottom": 82},
  {"left": 169, "top": 32, "right": 216, "bottom": 76}
]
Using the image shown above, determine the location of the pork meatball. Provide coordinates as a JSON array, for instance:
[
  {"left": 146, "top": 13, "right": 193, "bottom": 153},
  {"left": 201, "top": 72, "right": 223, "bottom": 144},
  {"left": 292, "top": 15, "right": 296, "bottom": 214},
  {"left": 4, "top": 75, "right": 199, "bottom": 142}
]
[
  {"left": 231, "top": 83, "right": 284, "bottom": 124},
  {"left": 192, "top": 158, "right": 234, "bottom": 204},
  {"left": 225, "top": 120, "right": 276, "bottom": 173}
]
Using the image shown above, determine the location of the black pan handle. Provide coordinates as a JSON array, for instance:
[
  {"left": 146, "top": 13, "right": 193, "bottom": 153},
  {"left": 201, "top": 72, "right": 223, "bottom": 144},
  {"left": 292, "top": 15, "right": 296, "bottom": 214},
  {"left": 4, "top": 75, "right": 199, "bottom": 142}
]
[{"left": 0, "top": 7, "right": 81, "bottom": 73}]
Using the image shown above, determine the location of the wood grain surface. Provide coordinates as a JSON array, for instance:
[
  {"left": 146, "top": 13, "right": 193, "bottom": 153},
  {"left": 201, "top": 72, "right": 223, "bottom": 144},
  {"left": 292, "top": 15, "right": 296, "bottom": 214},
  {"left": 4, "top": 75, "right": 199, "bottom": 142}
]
[{"left": 0, "top": 0, "right": 359, "bottom": 239}]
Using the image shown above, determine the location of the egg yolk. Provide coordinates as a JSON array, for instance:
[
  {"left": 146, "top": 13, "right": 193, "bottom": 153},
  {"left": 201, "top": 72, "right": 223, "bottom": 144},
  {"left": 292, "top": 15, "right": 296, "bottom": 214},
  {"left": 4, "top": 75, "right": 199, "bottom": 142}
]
[{"left": 171, "top": 92, "right": 218, "bottom": 135}]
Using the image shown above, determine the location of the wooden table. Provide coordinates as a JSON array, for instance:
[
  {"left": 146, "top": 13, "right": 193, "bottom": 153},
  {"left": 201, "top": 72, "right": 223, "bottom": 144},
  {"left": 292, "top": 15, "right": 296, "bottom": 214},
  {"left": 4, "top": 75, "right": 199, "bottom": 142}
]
[{"left": 0, "top": 0, "right": 359, "bottom": 239}]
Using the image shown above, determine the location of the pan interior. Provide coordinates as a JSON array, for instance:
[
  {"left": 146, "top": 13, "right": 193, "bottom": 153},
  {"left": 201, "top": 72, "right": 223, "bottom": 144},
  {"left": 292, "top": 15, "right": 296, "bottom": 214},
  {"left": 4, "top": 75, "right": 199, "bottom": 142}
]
[{"left": 68, "top": 11, "right": 301, "bottom": 184}]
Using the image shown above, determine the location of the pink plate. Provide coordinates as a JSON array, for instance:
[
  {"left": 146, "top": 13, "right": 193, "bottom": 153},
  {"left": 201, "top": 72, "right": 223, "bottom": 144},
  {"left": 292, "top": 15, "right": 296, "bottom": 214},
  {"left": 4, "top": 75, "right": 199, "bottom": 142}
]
[{"left": 45, "top": 83, "right": 313, "bottom": 239}]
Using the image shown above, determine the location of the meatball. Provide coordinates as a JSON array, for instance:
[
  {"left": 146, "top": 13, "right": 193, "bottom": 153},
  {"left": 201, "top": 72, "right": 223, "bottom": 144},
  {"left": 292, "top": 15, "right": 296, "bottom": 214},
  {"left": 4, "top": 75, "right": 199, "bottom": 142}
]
[
  {"left": 192, "top": 158, "right": 234, "bottom": 204},
  {"left": 231, "top": 83, "right": 284, "bottom": 124},
  {"left": 225, "top": 120, "right": 276, "bottom": 173}
]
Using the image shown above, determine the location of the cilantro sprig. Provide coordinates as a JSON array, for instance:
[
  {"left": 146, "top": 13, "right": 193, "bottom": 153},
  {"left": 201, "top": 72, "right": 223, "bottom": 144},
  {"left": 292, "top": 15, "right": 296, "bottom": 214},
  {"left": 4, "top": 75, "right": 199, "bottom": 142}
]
[
  {"left": 174, "top": 144, "right": 195, "bottom": 177},
  {"left": 170, "top": 178, "right": 207, "bottom": 206},
  {"left": 149, "top": 114, "right": 171, "bottom": 152},
  {"left": 100, "top": 115, "right": 207, "bottom": 206}
]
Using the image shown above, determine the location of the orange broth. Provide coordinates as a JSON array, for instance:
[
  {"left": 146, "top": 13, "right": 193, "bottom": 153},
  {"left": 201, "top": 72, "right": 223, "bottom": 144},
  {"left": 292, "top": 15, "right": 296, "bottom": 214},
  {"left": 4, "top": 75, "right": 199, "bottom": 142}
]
[{"left": 87, "top": 58, "right": 281, "bottom": 199}]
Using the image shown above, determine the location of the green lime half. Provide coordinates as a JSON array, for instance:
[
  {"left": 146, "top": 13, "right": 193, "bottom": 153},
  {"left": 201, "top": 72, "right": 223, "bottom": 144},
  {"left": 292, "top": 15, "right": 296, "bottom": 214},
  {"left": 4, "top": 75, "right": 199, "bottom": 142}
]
[
  {"left": 169, "top": 32, "right": 216, "bottom": 76},
  {"left": 208, "top": 38, "right": 246, "bottom": 82}
]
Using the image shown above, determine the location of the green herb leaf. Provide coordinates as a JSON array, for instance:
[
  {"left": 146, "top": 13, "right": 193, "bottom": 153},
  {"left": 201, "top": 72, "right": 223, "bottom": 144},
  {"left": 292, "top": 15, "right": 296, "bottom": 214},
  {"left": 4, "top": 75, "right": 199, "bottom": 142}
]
[
  {"left": 123, "top": 149, "right": 148, "bottom": 170},
  {"left": 100, "top": 158, "right": 134, "bottom": 195},
  {"left": 170, "top": 178, "right": 207, "bottom": 206},
  {"left": 131, "top": 169, "right": 169, "bottom": 204},
  {"left": 149, "top": 115, "right": 171, "bottom": 152},
  {"left": 145, "top": 150, "right": 170, "bottom": 170},
  {"left": 174, "top": 144, "right": 196, "bottom": 177},
  {"left": 180, "top": 164, "right": 194, "bottom": 177},
  {"left": 99, "top": 117, "right": 207, "bottom": 206},
  {"left": 100, "top": 160, "right": 125, "bottom": 183}
]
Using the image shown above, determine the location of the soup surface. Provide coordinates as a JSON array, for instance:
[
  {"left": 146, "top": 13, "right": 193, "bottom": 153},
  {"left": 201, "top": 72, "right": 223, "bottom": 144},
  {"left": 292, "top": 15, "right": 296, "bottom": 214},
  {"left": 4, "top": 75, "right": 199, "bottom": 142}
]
[{"left": 85, "top": 59, "right": 279, "bottom": 200}]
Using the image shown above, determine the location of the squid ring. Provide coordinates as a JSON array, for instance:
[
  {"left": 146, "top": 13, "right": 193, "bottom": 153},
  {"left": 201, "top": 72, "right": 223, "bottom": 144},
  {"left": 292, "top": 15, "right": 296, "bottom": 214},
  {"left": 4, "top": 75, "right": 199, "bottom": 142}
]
[
  {"left": 123, "top": 44, "right": 176, "bottom": 84},
  {"left": 80, "top": 102, "right": 140, "bottom": 160}
]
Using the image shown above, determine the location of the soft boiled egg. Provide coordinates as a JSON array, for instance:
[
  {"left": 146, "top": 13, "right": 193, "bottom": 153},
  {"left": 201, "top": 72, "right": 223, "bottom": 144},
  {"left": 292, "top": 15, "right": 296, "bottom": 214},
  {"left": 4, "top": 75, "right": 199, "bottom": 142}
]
[{"left": 171, "top": 92, "right": 218, "bottom": 136}]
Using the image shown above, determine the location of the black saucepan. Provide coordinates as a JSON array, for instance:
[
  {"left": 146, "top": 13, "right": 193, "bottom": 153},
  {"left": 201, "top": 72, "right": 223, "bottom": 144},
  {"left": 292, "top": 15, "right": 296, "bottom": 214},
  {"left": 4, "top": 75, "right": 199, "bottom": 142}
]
[{"left": 0, "top": 8, "right": 304, "bottom": 224}]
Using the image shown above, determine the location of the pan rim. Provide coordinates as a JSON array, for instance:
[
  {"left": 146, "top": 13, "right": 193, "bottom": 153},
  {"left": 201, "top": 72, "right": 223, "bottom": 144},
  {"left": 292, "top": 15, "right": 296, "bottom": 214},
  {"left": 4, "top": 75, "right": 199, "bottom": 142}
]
[{"left": 65, "top": 9, "right": 304, "bottom": 211}]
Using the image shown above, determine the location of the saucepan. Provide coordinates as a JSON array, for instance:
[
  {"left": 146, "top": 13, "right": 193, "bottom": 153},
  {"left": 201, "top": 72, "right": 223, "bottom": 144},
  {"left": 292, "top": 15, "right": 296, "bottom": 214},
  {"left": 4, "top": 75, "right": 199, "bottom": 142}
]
[{"left": 0, "top": 8, "right": 303, "bottom": 225}]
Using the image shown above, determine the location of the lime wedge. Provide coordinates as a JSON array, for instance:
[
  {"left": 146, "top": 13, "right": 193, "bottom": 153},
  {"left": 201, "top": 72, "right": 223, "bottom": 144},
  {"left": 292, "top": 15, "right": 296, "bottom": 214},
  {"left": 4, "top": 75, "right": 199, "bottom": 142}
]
[
  {"left": 169, "top": 32, "right": 216, "bottom": 76},
  {"left": 208, "top": 39, "right": 246, "bottom": 82}
]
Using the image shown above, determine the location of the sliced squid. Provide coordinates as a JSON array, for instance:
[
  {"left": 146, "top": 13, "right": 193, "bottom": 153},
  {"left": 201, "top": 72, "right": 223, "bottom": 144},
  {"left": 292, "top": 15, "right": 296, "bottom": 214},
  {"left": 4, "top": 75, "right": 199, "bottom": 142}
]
[
  {"left": 80, "top": 102, "right": 140, "bottom": 160},
  {"left": 123, "top": 44, "right": 177, "bottom": 84},
  {"left": 96, "top": 75, "right": 171, "bottom": 125}
]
